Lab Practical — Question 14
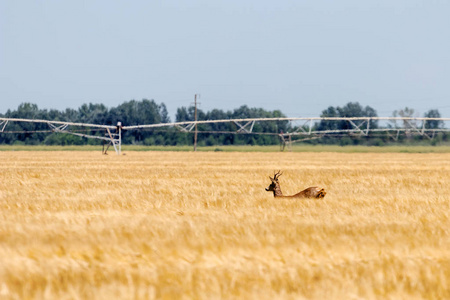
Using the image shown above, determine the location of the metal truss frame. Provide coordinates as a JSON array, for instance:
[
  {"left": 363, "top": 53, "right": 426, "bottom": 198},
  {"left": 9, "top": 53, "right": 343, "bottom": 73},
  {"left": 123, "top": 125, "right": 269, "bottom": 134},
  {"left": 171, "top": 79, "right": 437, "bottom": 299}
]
[
  {"left": 1, "top": 117, "right": 449, "bottom": 153},
  {"left": 124, "top": 116, "right": 450, "bottom": 151},
  {"left": 124, "top": 117, "right": 449, "bottom": 135},
  {"left": 0, "top": 118, "right": 122, "bottom": 155}
]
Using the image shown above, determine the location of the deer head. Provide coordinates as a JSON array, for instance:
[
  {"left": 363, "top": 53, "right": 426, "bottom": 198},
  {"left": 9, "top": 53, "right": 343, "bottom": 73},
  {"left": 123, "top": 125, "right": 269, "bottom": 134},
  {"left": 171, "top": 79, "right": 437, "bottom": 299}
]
[{"left": 265, "top": 170, "right": 283, "bottom": 194}]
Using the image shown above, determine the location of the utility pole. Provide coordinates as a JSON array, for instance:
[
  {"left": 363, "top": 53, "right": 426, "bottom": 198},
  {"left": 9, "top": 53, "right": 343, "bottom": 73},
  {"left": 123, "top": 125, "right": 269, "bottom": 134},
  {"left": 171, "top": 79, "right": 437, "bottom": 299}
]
[{"left": 193, "top": 94, "right": 199, "bottom": 151}]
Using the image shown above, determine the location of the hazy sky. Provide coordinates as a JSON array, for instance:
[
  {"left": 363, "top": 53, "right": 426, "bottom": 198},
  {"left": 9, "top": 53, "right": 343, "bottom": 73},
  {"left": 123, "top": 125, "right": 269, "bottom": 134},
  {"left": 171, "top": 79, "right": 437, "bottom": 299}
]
[{"left": 1, "top": 0, "right": 449, "bottom": 121}]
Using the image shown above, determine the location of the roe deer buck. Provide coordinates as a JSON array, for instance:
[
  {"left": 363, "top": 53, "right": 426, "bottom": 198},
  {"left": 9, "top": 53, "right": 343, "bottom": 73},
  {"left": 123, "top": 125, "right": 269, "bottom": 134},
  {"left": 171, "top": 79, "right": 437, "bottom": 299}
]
[{"left": 265, "top": 171, "right": 326, "bottom": 198}]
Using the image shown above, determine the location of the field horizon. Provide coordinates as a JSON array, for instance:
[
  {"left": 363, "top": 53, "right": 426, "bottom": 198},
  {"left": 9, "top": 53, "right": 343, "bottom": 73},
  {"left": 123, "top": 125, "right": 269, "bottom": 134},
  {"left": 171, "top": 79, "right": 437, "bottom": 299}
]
[
  {"left": 1, "top": 144, "right": 450, "bottom": 153},
  {"left": 1, "top": 151, "right": 449, "bottom": 299}
]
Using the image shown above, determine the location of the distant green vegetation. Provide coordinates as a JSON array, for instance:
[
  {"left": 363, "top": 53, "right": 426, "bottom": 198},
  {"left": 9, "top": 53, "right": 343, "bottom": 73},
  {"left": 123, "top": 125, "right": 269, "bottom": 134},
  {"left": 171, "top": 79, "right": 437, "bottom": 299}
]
[{"left": 1, "top": 100, "right": 448, "bottom": 147}]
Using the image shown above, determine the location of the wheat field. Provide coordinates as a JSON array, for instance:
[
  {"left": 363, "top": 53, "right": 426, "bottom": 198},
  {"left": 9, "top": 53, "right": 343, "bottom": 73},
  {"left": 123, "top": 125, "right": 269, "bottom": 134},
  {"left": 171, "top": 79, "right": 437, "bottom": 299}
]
[{"left": 0, "top": 151, "right": 449, "bottom": 299}]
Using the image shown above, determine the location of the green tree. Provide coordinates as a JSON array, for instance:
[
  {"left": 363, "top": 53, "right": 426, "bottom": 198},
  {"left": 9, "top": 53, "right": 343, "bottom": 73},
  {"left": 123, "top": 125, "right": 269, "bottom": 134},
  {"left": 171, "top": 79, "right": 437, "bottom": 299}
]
[
  {"left": 424, "top": 109, "right": 443, "bottom": 129},
  {"left": 317, "top": 106, "right": 339, "bottom": 131},
  {"left": 318, "top": 102, "right": 378, "bottom": 131},
  {"left": 391, "top": 107, "right": 418, "bottom": 139}
]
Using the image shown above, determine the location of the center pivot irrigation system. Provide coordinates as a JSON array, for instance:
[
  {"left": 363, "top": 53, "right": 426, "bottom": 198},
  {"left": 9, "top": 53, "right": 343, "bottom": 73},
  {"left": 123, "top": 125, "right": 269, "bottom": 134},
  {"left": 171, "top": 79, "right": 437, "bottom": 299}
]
[
  {"left": 0, "top": 118, "right": 122, "bottom": 154},
  {"left": 1, "top": 117, "right": 449, "bottom": 154}
]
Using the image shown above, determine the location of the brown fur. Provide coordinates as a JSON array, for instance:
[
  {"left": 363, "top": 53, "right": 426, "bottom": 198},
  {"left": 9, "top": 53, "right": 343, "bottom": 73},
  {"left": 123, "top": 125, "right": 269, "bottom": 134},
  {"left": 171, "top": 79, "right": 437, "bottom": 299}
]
[{"left": 265, "top": 171, "right": 326, "bottom": 199}]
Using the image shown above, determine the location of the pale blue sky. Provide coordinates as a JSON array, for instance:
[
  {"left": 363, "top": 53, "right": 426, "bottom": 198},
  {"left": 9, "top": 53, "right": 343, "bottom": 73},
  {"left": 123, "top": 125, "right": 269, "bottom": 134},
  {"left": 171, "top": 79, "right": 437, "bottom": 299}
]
[{"left": 1, "top": 0, "right": 449, "bottom": 121}]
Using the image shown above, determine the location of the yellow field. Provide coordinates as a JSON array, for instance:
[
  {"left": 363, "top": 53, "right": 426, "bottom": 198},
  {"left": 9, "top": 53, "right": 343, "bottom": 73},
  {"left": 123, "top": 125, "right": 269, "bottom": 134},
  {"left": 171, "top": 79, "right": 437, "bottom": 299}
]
[{"left": 0, "top": 151, "right": 449, "bottom": 299}]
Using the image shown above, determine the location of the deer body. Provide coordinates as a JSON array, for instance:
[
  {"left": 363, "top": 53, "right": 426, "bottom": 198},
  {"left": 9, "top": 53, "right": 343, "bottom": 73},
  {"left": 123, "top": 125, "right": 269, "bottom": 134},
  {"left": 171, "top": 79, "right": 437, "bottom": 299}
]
[{"left": 265, "top": 171, "right": 326, "bottom": 199}]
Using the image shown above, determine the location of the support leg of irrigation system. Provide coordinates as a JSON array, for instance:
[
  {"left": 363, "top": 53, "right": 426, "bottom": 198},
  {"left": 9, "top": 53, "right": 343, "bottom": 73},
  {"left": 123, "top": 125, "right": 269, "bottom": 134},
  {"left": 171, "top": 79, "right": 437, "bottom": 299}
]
[
  {"left": 103, "top": 122, "right": 122, "bottom": 155},
  {"left": 279, "top": 134, "right": 286, "bottom": 152},
  {"left": 118, "top": 125, "right": 122, "bottom": 155}
]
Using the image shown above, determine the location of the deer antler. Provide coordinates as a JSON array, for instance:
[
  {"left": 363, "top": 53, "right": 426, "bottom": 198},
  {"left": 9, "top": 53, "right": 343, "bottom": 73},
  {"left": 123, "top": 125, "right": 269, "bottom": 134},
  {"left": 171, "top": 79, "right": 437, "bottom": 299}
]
[{"left": 273, "top": 170, "right": 283, "bottom": 180}]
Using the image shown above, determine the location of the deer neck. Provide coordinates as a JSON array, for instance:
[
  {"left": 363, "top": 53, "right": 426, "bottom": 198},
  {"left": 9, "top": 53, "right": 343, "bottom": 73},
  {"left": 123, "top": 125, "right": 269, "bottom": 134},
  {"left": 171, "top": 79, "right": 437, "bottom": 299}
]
[{"left": 273, "top": 183, "right": 284, "bottom": 197}]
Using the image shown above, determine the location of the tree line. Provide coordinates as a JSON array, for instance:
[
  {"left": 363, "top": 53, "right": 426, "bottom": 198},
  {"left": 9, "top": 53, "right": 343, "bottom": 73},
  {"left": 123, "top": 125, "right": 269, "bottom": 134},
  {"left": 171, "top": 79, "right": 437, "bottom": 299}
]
[{"left": 0, "top": 100, "right": 447, "bottom": 146}]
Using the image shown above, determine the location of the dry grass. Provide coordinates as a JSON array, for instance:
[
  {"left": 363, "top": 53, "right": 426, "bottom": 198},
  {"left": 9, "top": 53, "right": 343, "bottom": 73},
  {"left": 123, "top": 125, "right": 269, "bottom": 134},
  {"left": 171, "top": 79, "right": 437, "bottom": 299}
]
[{"left": 0, "top": 151, "right": 449, "bottom": 299}]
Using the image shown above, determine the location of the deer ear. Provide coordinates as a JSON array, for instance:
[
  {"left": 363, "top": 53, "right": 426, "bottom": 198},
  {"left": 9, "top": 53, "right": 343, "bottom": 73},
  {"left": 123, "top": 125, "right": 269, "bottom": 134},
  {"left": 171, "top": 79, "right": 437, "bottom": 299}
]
[{"left": 269, "top": 176, "right": 274, "bottom": 181}]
